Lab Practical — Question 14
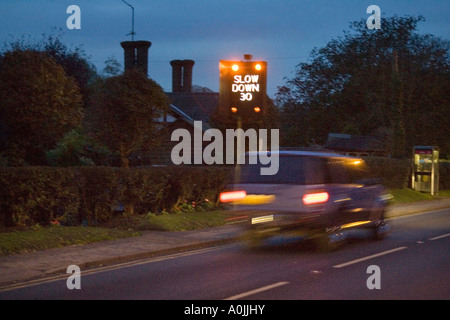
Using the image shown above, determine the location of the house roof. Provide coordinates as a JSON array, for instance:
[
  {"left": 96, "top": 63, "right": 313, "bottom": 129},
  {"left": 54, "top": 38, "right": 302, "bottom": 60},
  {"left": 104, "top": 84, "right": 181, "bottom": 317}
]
[
  {"left": 325, "top": 133, "right": 382, "bottom": 152},
  {"left": 166, "top": 92, "right": 218, "bottom": 125},
  {"left": 169, "top": 104, "right": 194, "bottom": 125}
]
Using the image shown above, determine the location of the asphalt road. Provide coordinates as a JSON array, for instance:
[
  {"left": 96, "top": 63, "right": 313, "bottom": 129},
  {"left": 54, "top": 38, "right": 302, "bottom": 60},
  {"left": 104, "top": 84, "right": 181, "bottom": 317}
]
[{"left": 1, "top": 208, "right": 449, "bottom": 301}]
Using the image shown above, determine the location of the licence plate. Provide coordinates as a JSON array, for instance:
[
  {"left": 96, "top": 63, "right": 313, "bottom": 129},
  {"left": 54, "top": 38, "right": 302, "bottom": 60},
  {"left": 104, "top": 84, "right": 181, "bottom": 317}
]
[{"left": 251, "top": 215, "right": 274, "bottom": 224}]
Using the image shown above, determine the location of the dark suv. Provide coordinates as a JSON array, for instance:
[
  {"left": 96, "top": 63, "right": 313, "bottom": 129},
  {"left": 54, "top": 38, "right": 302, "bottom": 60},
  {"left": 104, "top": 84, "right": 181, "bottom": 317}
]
[{"left": 220, "top": 151, "right": 390, "bottom": 249}]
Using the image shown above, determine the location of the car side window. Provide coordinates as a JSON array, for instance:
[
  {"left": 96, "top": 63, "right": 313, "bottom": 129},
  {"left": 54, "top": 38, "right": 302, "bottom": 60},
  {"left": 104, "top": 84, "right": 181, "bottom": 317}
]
[
  {"left": 343, "top": 159, "right": 372, "bottom": 183},
  {"left": 304, "top": 158, "right": 330, "bottom": 184},
  {"left": 327, "top": 159, "right": 350, "bottom": 184}
]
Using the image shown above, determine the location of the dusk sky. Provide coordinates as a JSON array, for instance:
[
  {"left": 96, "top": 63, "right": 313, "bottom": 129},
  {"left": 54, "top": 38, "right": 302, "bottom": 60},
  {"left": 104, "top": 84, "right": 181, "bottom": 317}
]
[{"left": 1, "top": 0, "right": 449, "bottom": 97}]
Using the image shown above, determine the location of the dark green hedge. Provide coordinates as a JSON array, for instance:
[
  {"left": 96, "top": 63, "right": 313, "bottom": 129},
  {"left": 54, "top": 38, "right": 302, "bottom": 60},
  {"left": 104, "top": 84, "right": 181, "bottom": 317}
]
[
  {"left": 0, "top": 166, "right": 231, "bottom": 228},
  {"left": 2, "top": 157, "right": 444, "bottom": 228},
  {"left": 363, "top": 157, "right": 413, "bottom": 189},
  {"left": 439, "top": 161, "right": 450, "bottom": 190},
  {"left": 0, "top": 167, "right": 80, "bottom": 228}
]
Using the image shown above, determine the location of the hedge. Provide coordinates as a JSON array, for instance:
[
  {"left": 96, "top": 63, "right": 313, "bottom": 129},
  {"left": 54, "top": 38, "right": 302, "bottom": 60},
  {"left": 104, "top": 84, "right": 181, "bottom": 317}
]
[
  {"left": 0, "top": 166, "right": 231, "bottom": 228},
  {"left": 439, "top": 161, "right": 450, "bottom": 190},
  {"left": 362, "top": 157, "right": 413, "bottom": 189},
  {"left": 1, "top": 157, "right": 446, "bottom": 228},
  {"left": 0, "top": 167, "right": 80, "bottom": 228}
]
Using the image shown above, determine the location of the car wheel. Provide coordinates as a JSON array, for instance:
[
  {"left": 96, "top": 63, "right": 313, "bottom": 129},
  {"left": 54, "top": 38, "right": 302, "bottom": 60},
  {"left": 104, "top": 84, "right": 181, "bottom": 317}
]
[
  {"left": 242, "top": 230, "right": 264, "bottom": 250},
  {"left": 372, "top": 219, "right": 391, "bottom": 240},
  {"left": 315, "top": 228, "right": 346, "bottom": 252}
]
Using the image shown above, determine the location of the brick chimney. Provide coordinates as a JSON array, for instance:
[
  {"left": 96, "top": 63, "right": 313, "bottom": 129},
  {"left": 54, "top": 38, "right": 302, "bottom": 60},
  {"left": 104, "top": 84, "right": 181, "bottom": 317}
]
[
  {"left": 170, "top": 60, "right": 183, "bottom": 93},
  {"left": 170, "top": 59, "right": 195, "bottom": 93},
  {"left": 120, "top": 40, "right": 152, "bottom": 76}
]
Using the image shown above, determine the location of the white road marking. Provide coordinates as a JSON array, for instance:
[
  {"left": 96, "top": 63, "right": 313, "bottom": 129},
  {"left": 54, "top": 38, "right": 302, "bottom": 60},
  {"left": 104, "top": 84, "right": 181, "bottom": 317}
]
[
  {"left": 333, "top": 246, "right": 408, "bottom": 268},
  {"left": 429, "top": 233, "right": 450, "bottom": 241},
  {"left": 224, "top": 281, "right": 289, "bottom": 300},
  {"left": 0, "top": 244, "right": 240, "bottom": 292}
]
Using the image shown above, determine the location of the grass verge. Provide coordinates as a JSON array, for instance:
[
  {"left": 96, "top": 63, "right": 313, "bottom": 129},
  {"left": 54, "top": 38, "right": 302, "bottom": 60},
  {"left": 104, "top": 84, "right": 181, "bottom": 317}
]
[
  {"left": 438, "top": 189, "right": 450, "bottom": 197},
  {"left": 0, "top": 211, "right": 227, "bottom": 256},
  {"left": 388, "top": 188, "right": 439, "bottom": 204},
  {"left": 140, "top": 210, "right": 227, "bottom": 231},
  {"left": 0, "top": 226, "right": 139, "bottom": 256}
]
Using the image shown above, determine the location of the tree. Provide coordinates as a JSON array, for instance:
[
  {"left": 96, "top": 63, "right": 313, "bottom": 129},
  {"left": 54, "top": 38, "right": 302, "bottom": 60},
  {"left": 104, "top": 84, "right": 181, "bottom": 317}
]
[
  {"left": 3, "top": 29, "right": 98, "bottom": 104},
  {"left": 102, "top": 56, "right": 122, "bottom": 77},
  {"left": 0, "top": 49, "right": 83, "bottom": 165},
  {"left": 41, "top": 33, "right": 98, "bottom": 103},
  {"left": 85, "top": 69, "right": 170, "bottom": 167},
  {"left": 46, "top": 127, "right": 95, "bottom": 166},
  {"left": 276, "top": 15, "right": 450, "bottom": 157}
]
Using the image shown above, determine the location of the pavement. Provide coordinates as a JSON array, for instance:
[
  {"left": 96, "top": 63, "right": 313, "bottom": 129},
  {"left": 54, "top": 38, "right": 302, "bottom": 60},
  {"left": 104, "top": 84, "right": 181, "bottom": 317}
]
[{"left": 1, "top": 198, "right": 450, "bottom": 290}]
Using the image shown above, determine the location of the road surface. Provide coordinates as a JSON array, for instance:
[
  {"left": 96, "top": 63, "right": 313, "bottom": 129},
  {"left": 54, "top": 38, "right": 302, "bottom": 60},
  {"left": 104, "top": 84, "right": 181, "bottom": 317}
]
[{"left": 1, "top": 208, "right": 449, "bottom": 301}]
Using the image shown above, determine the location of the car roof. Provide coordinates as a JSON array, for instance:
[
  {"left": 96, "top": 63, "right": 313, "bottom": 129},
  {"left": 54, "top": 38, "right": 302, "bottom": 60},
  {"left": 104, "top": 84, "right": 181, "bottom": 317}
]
[{"left": 245, "top": 150, "right": 362, "bottom": 160}]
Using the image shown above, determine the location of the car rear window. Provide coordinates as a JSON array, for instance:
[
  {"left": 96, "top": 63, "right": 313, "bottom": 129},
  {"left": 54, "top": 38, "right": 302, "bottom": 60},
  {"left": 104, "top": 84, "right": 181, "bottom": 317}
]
[{"left": 239, "top": 155, "right": 328, "bottom": 185}]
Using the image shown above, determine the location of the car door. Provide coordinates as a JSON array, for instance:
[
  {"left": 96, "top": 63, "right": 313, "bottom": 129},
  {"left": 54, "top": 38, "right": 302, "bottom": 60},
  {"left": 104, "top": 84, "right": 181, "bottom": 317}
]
[
  {"left": 327, "top": 158, "right": 371, "bottom": 226},
  {"left": 343, "top": 159, "right": 376, "bottom": 222}
]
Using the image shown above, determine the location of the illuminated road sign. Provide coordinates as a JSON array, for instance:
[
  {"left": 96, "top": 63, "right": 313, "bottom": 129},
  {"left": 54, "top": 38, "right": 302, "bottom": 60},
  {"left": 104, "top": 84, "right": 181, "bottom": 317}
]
[{"left": 219, "top": 59, "right": 267, "bottom": 119}]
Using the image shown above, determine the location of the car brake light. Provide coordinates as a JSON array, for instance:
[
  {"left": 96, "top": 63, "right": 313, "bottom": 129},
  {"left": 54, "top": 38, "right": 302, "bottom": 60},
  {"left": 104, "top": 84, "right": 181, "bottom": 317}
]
[
  {"left": 219, "top": 190, "right": 247, "bottom": 203},
  {"left": 302, "top": 192, "right": 329, "bottom": 205}
]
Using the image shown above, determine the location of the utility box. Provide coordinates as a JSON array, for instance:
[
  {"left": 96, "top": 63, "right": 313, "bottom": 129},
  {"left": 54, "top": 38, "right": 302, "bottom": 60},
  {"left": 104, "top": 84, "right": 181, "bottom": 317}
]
[{"left": 412, "top": 146, "right": 439, "bottom": 195}]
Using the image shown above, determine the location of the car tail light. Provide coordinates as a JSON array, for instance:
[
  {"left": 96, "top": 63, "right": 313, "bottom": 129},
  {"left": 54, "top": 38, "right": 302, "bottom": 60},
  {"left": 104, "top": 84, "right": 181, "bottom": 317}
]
[
  {"left": 302, "top": 192, "right": 329, "bottom": 205},
  {"left": 219, "top": 190, "right": 247, "bottom": 203}
]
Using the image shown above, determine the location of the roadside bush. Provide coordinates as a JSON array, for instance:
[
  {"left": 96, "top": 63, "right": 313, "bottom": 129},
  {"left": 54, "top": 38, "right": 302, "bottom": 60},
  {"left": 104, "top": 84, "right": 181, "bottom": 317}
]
[
  {"left": 78, "top": 167, "right": 123, "bottom": 225},
  {"left": 439, "top": 161, "right": 450, "bottom": 190},
  {"left": 363, "top": 157, "right": 449, "bottom": 190},
  {"left": 165, "top": 166, "right": 231, "bottom": 211},
  {"left": 117, "top": 167, "right": 170, "bottom": 216},
  {"left": 0, "top": 167, "right": 79, "bottom": 227},
  {"left": 363, "top": 157, "right": 413, "bottom": 189},
  {"left": 0, "top": 166, "right": 232, "bottom": 228}
]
